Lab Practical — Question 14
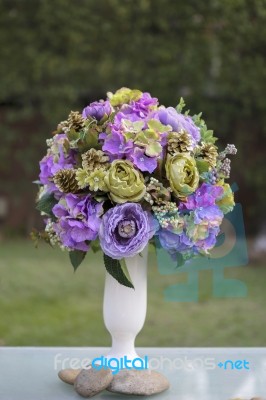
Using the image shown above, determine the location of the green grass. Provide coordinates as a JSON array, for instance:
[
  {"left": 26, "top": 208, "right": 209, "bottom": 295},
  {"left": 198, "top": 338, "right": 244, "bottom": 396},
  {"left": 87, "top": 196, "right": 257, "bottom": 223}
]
[{"left": 0, "top": 239, "right": 265, "bottom": 347}]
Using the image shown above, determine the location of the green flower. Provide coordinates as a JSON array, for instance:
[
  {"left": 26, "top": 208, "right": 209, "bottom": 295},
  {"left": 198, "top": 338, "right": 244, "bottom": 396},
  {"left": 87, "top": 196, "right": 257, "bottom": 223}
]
[
  {"left": 104, "top": 160, "right": 146, "bottom": 203},
  {"left": 216, "top": 182, "right": 235, "bottom": 214},
  {"left": 108, "top": 88, "right": 142, "bottom": 107},
  {"left": 165, "top": 153, "right": 199, "bottom": 199},
  {"left": 87, "top": 169, "right": 108, "bottom": 192},
  {"left": 76, "top": 168, "right": 108, "bottom": 192},
  {"left": 76, "top": 168, "right": 89, "bottom": 189}
]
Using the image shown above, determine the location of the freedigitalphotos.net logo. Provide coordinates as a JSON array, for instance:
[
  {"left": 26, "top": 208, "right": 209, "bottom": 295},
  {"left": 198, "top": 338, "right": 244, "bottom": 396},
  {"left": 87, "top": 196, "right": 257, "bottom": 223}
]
[{"left": 54, "top": 354, "right": 251, "bottom": 374}]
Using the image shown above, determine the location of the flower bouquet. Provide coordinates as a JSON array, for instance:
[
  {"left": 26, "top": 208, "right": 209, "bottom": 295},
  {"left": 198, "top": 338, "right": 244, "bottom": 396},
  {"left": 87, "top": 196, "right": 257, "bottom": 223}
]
[
  {"left": 34, "top": 88, "right": 238, "bottom": 393},
  {"left": 34, "top": 87, "right": 236, "bottom": 288}
]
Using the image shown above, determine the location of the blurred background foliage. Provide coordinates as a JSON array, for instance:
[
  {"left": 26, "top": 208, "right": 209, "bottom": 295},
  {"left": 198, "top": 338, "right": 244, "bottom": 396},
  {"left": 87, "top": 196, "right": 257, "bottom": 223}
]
[{"left": 0, "top": 0, "right": 266, "bottom": 234}]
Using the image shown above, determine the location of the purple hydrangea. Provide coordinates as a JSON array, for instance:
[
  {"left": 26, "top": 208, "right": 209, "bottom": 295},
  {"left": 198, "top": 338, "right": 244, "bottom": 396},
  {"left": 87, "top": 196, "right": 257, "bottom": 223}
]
[
  {"left": 156, "top": 183, "right": 225, "bottom": 258},
  {"left": 39, "top": 134, "right": 77, "bottom": 196},
  {"left": 112, "top": 93, "right": 158, "bottom": 126},
  {"left": 113, "top": 108, "right": 143, "bottom": 126},
  {"left": 52, "top": 194, "right": 103, "bottom": 251},
  {"left": 100, "top": 131, "right": 133, "bottom": 160},
  {"left": 99, "top": 203, "right": 156, "bottom": 259},
  {"left": 179, "top": 183, "right": 223, "bottom": 210},
  {"left": 195, "top": 227, "right": 220, "bottom": 251},
  {"left": 82, "top": 100, "right": 112, "bottom": 121},
  {"left": 129, "top": 147, "right": 158, "bottom": 173},
  {"left": 125, "top": 92, "right": 158, "bottom": 118},
  {"left": 100, "top": 93, "right": 161, "bottom": 165},
  {"left": 178, "top": 184, "right": 224, "bottom": 250},
  {"left": 193, "top": 205, "right": 223, "bottom": 225},
  {"left": 158, "top": 229, "right": 193, "bottom": 254},
  {"left": 158, "top": 107, "right": 201, "bottom": 144}
]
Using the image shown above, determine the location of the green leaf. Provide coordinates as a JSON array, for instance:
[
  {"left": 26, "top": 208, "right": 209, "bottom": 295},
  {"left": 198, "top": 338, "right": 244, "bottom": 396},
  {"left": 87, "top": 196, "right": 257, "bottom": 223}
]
[
  {"left": 83, "top": 130, "right": 101, "bottom": 150},
  {"left": 176, "top": 253, "right": 185, "bottom": 268},
  {"left": 69, "top": 250, "right": 86, "bottom": 271},
  {"left": 215, "top": 233, "right": 225, "bottom": 247},
  {"left": 192, "top": 113, "right": 217, "bottom": 144},
  {"left": 176, "top": 97, "right": 186, "bottom": 113},
  {"left": 196, "top": 159, "right": 210, "bottom": 173},
  {"left": 103, "top": 254, "right": 134, "bottom": 289},
  {"left": 36, "top": 192, "right": 57, "bottom": 217},
  {"left": 201, "top": 129, "right": 217, "bottom": 144},
  {"left": 91, "top": 240, "right": 101, "bottom": 253},
  {"left": 120, "top": 258, "right": 134, "bottom": 285},
  {"left": 67, "top": 128, "right": 80, "bottom": 141}
]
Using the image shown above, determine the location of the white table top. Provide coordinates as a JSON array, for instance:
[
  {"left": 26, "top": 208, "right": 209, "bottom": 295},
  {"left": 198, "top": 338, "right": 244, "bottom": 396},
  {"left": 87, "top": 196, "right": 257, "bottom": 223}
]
[{"left": 0, "top": 347, "right": 265, "bottom": 400}]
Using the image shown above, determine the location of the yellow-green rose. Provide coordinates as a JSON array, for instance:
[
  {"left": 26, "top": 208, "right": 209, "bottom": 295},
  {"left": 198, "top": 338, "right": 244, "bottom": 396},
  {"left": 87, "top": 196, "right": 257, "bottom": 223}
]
[
  {"left": 166, "top": 153, "right": 199, "bottom": 198},
  {"left": 105, "top": 160, "right": 146, "bottom": 203},
  {"left": 216, "top": 182, "right": 235, "bottom": 214}
]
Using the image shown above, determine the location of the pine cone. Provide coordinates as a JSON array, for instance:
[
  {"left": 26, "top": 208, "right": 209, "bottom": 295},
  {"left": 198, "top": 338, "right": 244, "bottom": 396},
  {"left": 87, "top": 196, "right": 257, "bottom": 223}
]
[
  {"left": 82, "top": 148, "right": 110, "bottom": 171},
  {"left": 59, "top": 111, "right": 85, "bottom": 133},
  {"left": 53, "top": 169, "right": 79, "bottom": 193},
  {"left": 167, "top": 130, "right": 193, "bottom": 154},
  {"left": 199, "top": 143, "right": 218, "bottom": 168}
]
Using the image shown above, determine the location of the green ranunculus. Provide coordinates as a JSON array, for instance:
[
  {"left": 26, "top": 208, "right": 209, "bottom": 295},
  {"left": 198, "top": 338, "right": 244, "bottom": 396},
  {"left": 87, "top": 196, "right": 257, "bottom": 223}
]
[
  {"left": 105, "top": 160, "right": 146, "bottom": 203},
  {"left": 166, "top": 153, "right": 199, "bottom": 198}
]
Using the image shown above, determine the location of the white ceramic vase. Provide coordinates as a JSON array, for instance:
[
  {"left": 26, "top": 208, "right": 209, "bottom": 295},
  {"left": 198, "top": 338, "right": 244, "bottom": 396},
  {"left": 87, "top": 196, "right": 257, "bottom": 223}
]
[{"left": 103, "top": 246, "right": 148, "bottom": 360}]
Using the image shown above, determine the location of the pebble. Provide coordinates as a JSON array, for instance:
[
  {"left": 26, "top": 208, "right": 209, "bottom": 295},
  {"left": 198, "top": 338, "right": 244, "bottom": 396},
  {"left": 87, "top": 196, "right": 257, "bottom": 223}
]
[
  {"left": 58, "top": 368, "right": 81, "bottom": 385},
  {"left": 250, "top": 398, "right": 266, "bottom": 400},
  {"left": 74, "top": 365, "right": 113, "bottom": 398},
  {"left": 230, "top": 398, "right": 266, "bottom": 400},
  {"left": 106, "top": 369, "right": 170, "bottom": 396}
]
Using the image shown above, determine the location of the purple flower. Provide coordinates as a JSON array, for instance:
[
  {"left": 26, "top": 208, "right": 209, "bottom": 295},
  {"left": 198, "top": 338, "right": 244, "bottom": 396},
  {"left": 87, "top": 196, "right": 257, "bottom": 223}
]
[
  {"left": 195, "top": 227, "right": 221, "bottom": 251},
  {"left": 82, "top": 100, "right": 112, "bottom": 121},
  {"left": 101, "top": 131, "right": 133, "bottom": 160},
  {"left": 113, "top": 108, "right": 143, "bottom": 125},
  {"left": 129, "top": 147, "right": 158, "bottom": 173},
  {"left": 99, "top": 203, "right": 155, "bottom": 259},
  {"left": 158, "top": 107, "right": 200, "bottom": 144},
  {"left": 194, "top": 205, "right": 223, "bottom": 225},
  {"left": 139, "top": 92, "right": 158, "bottom": 108},
  {"left": 39, "top": 134, "right": 77, "bottom": 196},
  {"left": 179, "top": 183, "right": 224, "bottom": 211},
  {"left": 126, "top": 92, "right": 158, "bottom": 118},
  {"left": 53, "top": 194, "right": 103, "bottom": 251},
  {"left": 179, "top": 183, "right": 224, "bottom": 229},
  {"left": 113, "top": 93, "right": 157, "bottom": 125},
  {"left": 158, "top": 229, "right": 193, "bottom": 254}
]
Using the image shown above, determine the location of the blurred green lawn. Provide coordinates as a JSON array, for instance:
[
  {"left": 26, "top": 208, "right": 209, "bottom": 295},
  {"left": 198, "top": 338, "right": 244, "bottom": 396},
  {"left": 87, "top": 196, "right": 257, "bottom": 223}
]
[{"left": 0, "top": 240, "right": 265, "bottom": 347}]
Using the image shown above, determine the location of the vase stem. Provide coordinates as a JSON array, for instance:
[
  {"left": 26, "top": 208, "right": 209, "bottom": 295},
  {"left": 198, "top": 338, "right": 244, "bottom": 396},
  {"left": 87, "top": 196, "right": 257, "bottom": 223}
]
[{"left": 103, "top": 246, "right": 148, "bottom": 360}]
